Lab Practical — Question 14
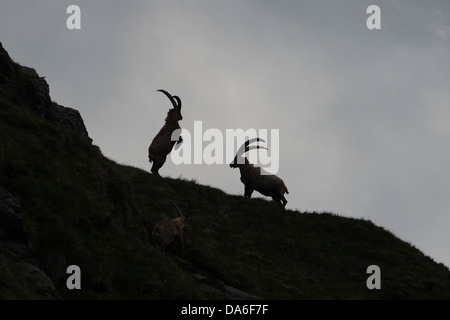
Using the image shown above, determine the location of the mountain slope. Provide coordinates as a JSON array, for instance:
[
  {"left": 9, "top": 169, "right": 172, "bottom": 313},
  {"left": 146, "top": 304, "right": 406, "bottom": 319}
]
[{"left": 1, "top": 42, "right": 450, "bottom": 299}]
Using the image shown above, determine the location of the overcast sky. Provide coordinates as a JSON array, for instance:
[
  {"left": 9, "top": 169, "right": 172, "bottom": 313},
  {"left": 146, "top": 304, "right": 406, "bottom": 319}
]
[{"left": 1, "top": 0, "right": 450, "bottom": 269}]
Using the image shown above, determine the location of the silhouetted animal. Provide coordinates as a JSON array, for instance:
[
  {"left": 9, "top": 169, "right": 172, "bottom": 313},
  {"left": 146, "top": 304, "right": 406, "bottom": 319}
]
[
  {"left": 151, "top": 202, "right": 187, "bottom": 255},
  {"left": 148, "top": 89, "right": 183, "bottom": 176},
  {"left": 230, "top": 138, "right": 289, "bottom": 208}
]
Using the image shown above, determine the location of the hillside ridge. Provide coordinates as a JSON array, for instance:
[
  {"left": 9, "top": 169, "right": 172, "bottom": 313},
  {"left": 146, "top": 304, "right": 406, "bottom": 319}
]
[{"left": 1, "top": 42, "right": 450, "bottom": 299}]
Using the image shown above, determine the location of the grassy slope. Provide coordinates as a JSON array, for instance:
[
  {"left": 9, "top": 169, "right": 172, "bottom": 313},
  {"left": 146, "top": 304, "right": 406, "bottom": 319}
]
[{"left": 1, "top": 65, "right": 450, "bottom": 300}]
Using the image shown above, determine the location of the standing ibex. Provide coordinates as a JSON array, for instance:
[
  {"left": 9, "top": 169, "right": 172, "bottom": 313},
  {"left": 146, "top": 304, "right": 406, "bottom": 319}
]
[
  {"left": 151, "top": 202, "right": 188, "bottom": 255},
  {"left": 148, "top": 89, "right": 183, "bottom": 176},
  {"left": 230, "top": 138, "right": 289, "bottom": 208}
]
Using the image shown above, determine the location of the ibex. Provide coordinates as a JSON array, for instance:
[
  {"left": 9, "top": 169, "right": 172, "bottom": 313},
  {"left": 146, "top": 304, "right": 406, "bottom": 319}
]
[
  {"left": 230, "top": 138, "right": 289, "bottom": 208},
  {"left": 151, "top": 202, "right": 187, "bottom": 255},
  {"left": 148, "top": 89, "right": 183, "bottom": 176}
]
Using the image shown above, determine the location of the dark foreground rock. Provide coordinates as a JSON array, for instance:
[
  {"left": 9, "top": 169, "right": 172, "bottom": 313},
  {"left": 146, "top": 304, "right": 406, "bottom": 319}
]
[{"left": 0, "top": 42, "right": 92, "bottom": 144}]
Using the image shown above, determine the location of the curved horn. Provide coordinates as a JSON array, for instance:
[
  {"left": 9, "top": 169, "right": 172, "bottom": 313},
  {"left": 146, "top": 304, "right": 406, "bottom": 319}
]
[
  {"left": 173, "top": 95, "right": 182, "bottom": 111},
  {"left": 246, "top": 145, "right": 268, "bottom": 153},
  {"left": 171, "top": 201, "right": 184, "bottom": 217},
  {"left": 236, "top": 138, "right": 266, "bottom": 157},
  {"left": 157, "top": 89, "right": 177, "bottom": 109}
]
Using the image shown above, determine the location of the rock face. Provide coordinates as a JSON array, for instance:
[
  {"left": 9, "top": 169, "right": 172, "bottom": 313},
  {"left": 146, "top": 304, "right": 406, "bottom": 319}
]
[
  {"left": 0, "top": 42, "right": 92, "bottom": 144},
  {"left": 0, "top": 43, "right": 13, "bottom": 82},
  {"left": 48, "top": 102, "right": 92, "bottom": 144},
  {"left": 1, "top": 42, "right": 90, "bottom": 298},
  {"left": 0, "top": 185, "right": 60, "bottom": 299},
  {"left": 0, "top": 185, "right": 28, "bottom": 251}
]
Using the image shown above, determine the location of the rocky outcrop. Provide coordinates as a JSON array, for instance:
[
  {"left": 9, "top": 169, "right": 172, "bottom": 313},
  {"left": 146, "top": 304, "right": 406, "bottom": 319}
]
[
  {"left": 0, "top": 185, "right": 30, "bottom": 257},
  {"left": 0, "top": 42, "right": 91, "bottom": 298},
  {"left": 0, "top": 42, "right": 13, "bottom": 83},
  {"left": 47, "top": 102, "right": 92, "bottom": 144},
  {"left": 0, "top": 185, "right": 60, "bottom": 299},
  {"left": 0, "top": 42, "right": 92, "bottom": 144}
]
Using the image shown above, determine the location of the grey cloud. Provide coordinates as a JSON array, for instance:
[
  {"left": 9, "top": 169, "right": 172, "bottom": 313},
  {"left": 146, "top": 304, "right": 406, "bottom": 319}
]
[{"left": 1, "top": 0, "right": 449, "bottom": 268}]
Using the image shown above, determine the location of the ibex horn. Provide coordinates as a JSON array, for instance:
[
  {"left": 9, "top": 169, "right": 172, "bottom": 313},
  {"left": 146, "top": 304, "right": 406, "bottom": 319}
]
[
  {"left": 173, "top": 95, "right": 182, "bottom": 111},
  {"left": 171, "top": 201, "right": 184, "bottom": 217},
  {"left": 236, "top": 138, "right": 266, "bottom": 157},
  {"left": 157, "top": 89, "right": 178, "bottom": 110}
]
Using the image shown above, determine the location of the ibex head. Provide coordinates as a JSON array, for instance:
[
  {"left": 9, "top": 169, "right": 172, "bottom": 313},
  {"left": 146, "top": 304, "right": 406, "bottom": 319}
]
[
  {"left": 158, "top": 89, "right": 182, "bottom": 121},
  {"left": 171, "top": 200, "right": 191, "bottom": 229},
  {"left": 230, "top": 138, "right": 267, "bottom": 169}
]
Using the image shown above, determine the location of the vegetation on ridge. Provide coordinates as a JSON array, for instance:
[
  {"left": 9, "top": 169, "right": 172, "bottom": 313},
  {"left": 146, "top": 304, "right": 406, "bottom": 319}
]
[{"left": 1, "top": 54, "right": 450, "bottom": 300}]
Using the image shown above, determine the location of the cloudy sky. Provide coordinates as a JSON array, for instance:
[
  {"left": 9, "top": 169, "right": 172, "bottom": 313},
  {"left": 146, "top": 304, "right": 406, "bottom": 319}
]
[{"left": 1, "top": 0, "right": 450, "bottom": 269}]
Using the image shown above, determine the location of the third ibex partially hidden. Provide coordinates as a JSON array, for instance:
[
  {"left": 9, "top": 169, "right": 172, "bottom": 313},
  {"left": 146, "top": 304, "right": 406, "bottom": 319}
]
[
  {"left": 148, "top": 89, "right": 183, "bottom": 176},
  {"left": 230, "top": 138, "right": 289, "bottom": 208},
  {"left": 151, "top": 202, "right": 188, "bottom": 255}
]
